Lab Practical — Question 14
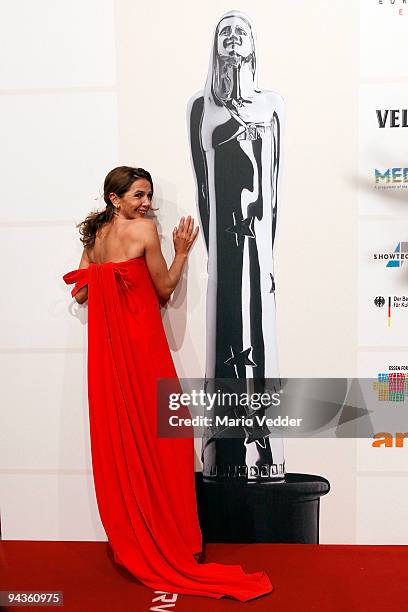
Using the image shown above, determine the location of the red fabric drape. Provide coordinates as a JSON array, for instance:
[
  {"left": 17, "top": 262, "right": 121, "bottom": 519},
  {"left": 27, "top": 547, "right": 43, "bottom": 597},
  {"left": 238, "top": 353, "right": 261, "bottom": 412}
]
[{"left": 63, "top": 256, "right": 273, "bottom": 601}]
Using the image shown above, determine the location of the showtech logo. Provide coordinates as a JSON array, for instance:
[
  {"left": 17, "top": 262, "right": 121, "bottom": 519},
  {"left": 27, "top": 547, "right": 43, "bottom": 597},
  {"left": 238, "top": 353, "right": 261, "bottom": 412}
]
[
  {"left": 374, "top": 168, "right": 408, "bottom": 189},
  {"left": 373, "top": 242, "right": 408, "bottom": 267}
]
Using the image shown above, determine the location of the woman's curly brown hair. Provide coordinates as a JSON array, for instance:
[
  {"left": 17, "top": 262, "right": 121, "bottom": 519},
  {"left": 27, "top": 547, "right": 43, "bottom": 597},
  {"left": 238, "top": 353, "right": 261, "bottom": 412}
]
[{"left": 76, "top": 166, "right": 157, "bottom": 249}]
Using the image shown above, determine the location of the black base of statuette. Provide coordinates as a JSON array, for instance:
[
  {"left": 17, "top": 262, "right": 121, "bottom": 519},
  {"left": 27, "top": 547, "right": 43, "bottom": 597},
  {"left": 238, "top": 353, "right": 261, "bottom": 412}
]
[{"left": 194, "top": 472, "right": 330, "bottom": 544}]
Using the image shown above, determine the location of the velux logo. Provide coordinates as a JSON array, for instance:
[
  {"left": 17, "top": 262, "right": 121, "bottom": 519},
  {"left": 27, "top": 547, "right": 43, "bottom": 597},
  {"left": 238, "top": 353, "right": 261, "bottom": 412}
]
[{"left": 376, "top": 109, "right": 408, "bottom": 128}]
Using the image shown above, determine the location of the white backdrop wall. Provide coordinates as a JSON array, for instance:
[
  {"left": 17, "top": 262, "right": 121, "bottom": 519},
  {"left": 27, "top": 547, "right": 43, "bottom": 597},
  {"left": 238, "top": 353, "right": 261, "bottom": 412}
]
[
  {"left": 1, "top": 0, "right": 406, "bottom": 545},
  {"left": 357, "top": 0, "right": 408, "bottom": 544},
  {"left": 0, "top": 0, "right": 119, "bottom": 541}
]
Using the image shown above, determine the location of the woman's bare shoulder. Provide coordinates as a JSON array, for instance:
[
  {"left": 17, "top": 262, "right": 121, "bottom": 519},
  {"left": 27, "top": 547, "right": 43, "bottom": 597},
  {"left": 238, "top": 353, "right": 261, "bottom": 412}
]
[
  {"left": 126, "top": 218, "right": 158, "bottom": 251},
  {"left": 126, "top": 217, "right": 156, "bottom": 234}
]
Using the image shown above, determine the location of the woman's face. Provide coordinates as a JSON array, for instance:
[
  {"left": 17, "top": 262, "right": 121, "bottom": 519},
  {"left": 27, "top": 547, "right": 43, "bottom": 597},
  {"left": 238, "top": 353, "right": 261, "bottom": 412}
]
[
  {"left": 216, "top": 17, "right": 253, "bottom": 60},
  {"left": 111, "top": 178, "right": 153, "bottom": 219}
]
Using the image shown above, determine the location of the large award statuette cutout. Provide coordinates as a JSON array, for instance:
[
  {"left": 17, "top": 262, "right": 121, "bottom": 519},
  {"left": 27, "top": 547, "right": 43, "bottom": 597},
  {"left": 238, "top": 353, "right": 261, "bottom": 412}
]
[{"left": 187, "top": 10, "right": 285, "bottom": 481}]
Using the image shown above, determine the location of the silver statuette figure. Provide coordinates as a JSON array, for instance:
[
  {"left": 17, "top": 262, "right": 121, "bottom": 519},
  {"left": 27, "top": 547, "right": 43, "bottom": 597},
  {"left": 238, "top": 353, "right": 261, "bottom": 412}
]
[{"left": 188, "top": 10, "right": 285, "bottom": 481}]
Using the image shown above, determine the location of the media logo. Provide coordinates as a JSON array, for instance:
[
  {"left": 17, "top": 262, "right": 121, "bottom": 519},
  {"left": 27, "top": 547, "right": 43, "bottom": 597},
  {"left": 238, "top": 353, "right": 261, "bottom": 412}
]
[
  {"left": 373, "top": 242, "right": 408, "bottom": 267},
  {"left": 376, "top": 109, "right": 408, "bottom": 128},
  {"left": 374, "top": 168, "right": 408, "bottom": 189}
]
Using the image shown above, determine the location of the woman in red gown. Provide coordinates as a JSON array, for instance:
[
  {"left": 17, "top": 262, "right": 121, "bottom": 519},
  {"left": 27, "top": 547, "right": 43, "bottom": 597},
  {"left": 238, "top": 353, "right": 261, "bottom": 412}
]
[{"left": 62, "top": 166, "right": 273, "bottom": 601}]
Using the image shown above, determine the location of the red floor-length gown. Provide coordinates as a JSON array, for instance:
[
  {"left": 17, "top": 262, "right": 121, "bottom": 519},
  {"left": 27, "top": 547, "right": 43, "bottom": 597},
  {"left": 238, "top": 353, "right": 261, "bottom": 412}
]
[{"left": 62, "top": 255, "right": 273, "bottom": 601}]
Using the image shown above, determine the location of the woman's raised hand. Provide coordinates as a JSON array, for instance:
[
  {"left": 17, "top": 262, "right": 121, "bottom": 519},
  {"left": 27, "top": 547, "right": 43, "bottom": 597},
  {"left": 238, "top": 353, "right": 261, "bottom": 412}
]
[{"left": 173, "top": 215, "right": 199, "bottom": 256}]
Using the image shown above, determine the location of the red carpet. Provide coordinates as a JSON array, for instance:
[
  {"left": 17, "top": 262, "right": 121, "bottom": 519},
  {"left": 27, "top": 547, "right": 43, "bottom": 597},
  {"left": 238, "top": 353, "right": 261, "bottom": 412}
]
[{"left": 1, "top": 541, "right": 407, "bottom": 611}]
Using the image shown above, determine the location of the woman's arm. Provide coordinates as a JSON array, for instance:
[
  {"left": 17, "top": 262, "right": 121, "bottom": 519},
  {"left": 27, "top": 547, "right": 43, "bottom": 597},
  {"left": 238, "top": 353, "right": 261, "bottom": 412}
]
[
  {"left": 141, "top": 216, "right": 198, "bottom": 302},
  {"left": 74, "top": 249, "right": 90, "bottom": 305}
]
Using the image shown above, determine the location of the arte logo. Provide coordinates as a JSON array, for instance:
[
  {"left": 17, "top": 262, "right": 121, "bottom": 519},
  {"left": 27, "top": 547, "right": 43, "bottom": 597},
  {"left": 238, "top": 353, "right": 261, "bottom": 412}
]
[
  {"left": 373, "top": 372, "right": 408, "bottom": 401},
  {"left": 372, "top": 432, "right": 408, "bottom": 447},
  {"left": 373, "top": 242, "right": 408, "bottom": 267},
  {"left": 377, "top": 0, "right": 407, "bottom": 16},
  {"left": 376, "top": 109, "right": 408, "bottom": 128},
  {"left": 374, "top": 168, "right": 408, "bottom": 189}
]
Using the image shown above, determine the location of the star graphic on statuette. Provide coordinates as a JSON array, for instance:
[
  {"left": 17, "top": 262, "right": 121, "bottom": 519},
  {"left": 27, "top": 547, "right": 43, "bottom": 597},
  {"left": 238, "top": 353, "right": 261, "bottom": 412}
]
[
  {"left": 224, "top": 346, "right": 257, "bottom": 376},
  {"left": 269, "top": 273, "right": 275, "bottom": 294},
  {"left": 225, "top": 212, "right": 256, "bottom": 247}
]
